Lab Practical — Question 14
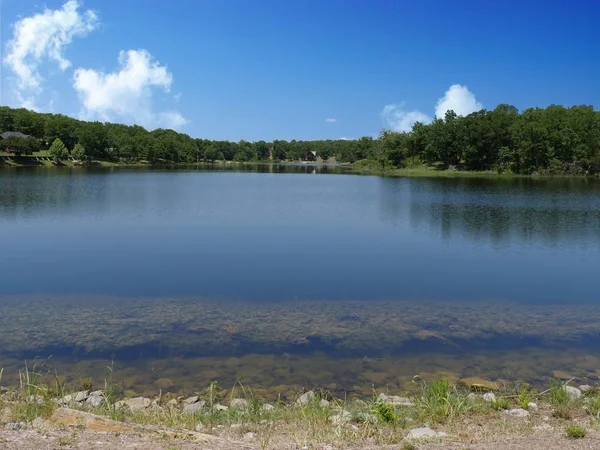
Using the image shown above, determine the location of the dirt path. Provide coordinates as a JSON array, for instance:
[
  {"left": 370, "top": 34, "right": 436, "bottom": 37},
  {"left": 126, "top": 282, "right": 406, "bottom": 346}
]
[{"left": 1, "top": 428, "right": 599, "bottom": 450}]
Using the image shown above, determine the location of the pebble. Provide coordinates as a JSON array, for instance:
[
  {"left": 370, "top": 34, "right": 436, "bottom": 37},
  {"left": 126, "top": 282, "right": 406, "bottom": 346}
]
[
  {"left": 31, "top": 417, "right": 45, "bottom": 429},
  {"left": 230, "top": 398, "right": 249, "bottom": 408},
  {"left": 329, "top": 409, "right": 352, "bottom": 425},
  {"left": 243, "top": 432, "right": 255, "bottom": 441},
  {"left": 86, "top": 394, "right": 104, "bottom": 408},
  {"left": 504, "top": 408, "right": 530, "bottom": 418},
  {"left": 390, "top": 396, "right": 414, "bottom": 406},
  {"left": 319, "top": 398, "right": 330, "bottom": 407},
  {"left": 579, "top": 385, "right": 593, "bottom": 392},
  {"left": 564, "top": 386, "right": 582, "bottom": 400},
  {"left": 356, "top": 412, "right": 378, "bottom": 424},
  {"left": 183, "top": 401, "right": 204, "bottom": 414},
  {"left": 184, "top": 396, "right": 199, "bottom": 404},
  {"left": 528, "top": 402, "right": 538, "bottom": 410},
  {"left": 74, "top": 390, "right": 89, "bottom": 402},
  {"left": 297, "top": 390, "right": 315, "bottom": 405},
  {"left": 214, "top": 404, "right": 228, "bottom": 411},
  {"left": 407, "top": 427, "right": 447, "bottom": 439},
  {"left": 122, "top": 397, "right": 151, "bottom": 411},
  {"left": 262, "top": 403, "right": 274, "bottom": 411},
  {"left": 483, "top": 392, "right": 496, "bottom": 402}
]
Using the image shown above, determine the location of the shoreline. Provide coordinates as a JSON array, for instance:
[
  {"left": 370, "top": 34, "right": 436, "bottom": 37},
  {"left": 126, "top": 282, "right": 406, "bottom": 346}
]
[
  {"left": 1, "top": 370, "right": 599, "bottom": 449},
  {"left": 2, "top": 156, "right": 600, "bottom": 179}
]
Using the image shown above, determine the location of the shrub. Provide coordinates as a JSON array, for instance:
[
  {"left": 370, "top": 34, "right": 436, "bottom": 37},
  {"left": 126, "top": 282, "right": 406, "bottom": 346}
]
[{"left": 373, "top": 400, "right": 396, "bottom": 424}]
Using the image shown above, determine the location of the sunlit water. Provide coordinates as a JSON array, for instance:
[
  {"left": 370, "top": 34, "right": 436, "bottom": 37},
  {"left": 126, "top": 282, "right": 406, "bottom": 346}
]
[{"left": 1, "top": 165, "right": 599, "bottom": 397}]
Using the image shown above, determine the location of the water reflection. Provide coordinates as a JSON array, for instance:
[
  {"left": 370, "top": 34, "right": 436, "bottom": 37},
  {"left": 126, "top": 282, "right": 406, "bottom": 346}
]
[{"left": 378, "top": 177, "right": 600, "bottom": 247}]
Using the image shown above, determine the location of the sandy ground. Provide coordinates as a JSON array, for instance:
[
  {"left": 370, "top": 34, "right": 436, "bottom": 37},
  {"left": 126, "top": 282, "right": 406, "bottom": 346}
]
[{"left": 1, "top": 428, "right": 599, "bottom": 450}]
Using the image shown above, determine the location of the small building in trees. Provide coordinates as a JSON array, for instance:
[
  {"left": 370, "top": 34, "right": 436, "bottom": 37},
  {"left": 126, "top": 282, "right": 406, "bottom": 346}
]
[
  {"left": 0, "top": 131, "right": 33, "bottom": 154},
  {"left": 302, "top": 150, "right": 317, "bottom": 162}
]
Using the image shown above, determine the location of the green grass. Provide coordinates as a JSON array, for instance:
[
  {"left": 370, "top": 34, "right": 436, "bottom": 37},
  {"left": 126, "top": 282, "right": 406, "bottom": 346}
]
[
  {"left": 491, "top": 398, "right": 511, "bottom": 411},
  {"left": 550, "top": 379, "right": 570, "bottom": 405},
  {"left": 565, "top": 424, "right": 586, "bottom": 439},
  {"left": 414, "top": 377, "right": 473, "bottom": 423},
  {"left": 518, "top": 385, "right": 533, "bottom": 410}
]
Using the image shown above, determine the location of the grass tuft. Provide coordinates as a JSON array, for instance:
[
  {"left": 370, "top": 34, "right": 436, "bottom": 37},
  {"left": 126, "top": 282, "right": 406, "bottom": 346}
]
[
  {"left": 565, "top": 424, "right": 586, "bottom": 439},
  {"left": 549, "top": 378, "right": 569, "bottom": 405},
  {"left": 414, "top": 377, "right": 472, "bottom": 424}
]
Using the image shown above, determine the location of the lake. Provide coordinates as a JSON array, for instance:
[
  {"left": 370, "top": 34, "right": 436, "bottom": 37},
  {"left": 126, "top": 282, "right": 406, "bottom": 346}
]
[{"left": 1, "top": 165, "right": 600, "bottom": 398}]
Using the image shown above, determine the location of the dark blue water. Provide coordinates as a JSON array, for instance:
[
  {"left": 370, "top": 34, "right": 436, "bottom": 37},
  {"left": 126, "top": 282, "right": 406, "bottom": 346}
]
[{"left": 1, "top": 166, "right": 599, "bottom": 304}]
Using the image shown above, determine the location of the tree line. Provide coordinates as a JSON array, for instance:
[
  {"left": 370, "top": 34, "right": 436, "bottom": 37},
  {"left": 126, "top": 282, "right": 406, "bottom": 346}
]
[{"left": 1, "top": 104, "right": 598, "bottom": 174}]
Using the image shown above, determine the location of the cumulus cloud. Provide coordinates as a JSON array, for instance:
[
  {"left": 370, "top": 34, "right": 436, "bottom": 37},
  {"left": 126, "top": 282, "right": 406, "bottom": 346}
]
[
  {"left": 381, "top": 103, "right": 432, "bottom": 132},
  {"left": 434, "top": 84, "right": 482, "bottom": 118},
  {"left": 73, "top": 49, "right": 187, "bottom": 130},
  {"left": 381, "top": 84, "right": 482, "bottom": 131},
  {"left": 3, "top": 0, "right": 98, "bottom": 109},
  {"left": 324, "top": 117, "right": 338, "bottom": 123}
]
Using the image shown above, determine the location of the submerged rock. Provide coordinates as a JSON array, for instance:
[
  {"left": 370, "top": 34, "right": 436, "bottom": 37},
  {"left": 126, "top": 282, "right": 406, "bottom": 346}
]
[
  {"left": 460, "top": 377, "right": 499, "bottom": 392},
  {"left": 564, "top": 386, "right": 582, "bottom": 400},
  {"left": 407, "top": 427, "right": 446, "bottom": 439}
]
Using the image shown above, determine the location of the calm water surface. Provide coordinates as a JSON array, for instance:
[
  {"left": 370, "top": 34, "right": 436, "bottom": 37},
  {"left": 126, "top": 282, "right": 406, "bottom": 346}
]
[{"left": 1, "top": 165, "right": 599, "bottom": 396}]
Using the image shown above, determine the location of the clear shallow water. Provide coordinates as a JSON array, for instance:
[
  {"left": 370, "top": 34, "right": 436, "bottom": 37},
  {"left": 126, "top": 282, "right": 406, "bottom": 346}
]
[{"left": 1, "top": 165, "right": 600, "bottom": 395}]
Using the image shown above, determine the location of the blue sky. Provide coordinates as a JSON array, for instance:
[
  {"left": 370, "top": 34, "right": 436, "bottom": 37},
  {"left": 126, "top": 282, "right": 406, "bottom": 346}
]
[{"left": 1, "top": 0, "right": 598, "bottom": 141}]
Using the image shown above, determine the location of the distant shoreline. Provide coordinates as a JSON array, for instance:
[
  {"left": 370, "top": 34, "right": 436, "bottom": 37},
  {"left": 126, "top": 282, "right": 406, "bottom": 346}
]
[{"left": 2, "top": 157, "right": 599, "bottom": 179}]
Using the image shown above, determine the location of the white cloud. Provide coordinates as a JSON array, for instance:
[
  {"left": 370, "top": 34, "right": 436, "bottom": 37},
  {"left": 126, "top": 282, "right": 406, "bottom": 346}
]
[
  {"left": 381, "top": 103, "right": 432, "bottom": 132},
  {"left": 3, "top": 0, "right": 98, "bottom": 109},
  {"left": 324, "top": 117, "right": 338, "bottom": 123},
  {"left": 381, "top": 84, "right": 483, "bottom": 131},
  {"left": 338, "top": 136, "right": 355, "bottom": 140},
  {"left": 434, "top": 84, "right": 482, "bottom": 119},
  {"left": 73, "top": 49, "right": 187, "bottom": 130}
]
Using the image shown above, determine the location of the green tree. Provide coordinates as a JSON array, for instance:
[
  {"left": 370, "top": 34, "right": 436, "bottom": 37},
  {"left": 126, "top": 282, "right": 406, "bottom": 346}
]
[
  {"left": 72, "top": 143, "right": 86, "bottom": 160},
  {"left": 49, "top": 138, "right": 69, "bottom": 162},
  {"left": 0, "top": 136, "right": 40, "bottom": 156}
]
